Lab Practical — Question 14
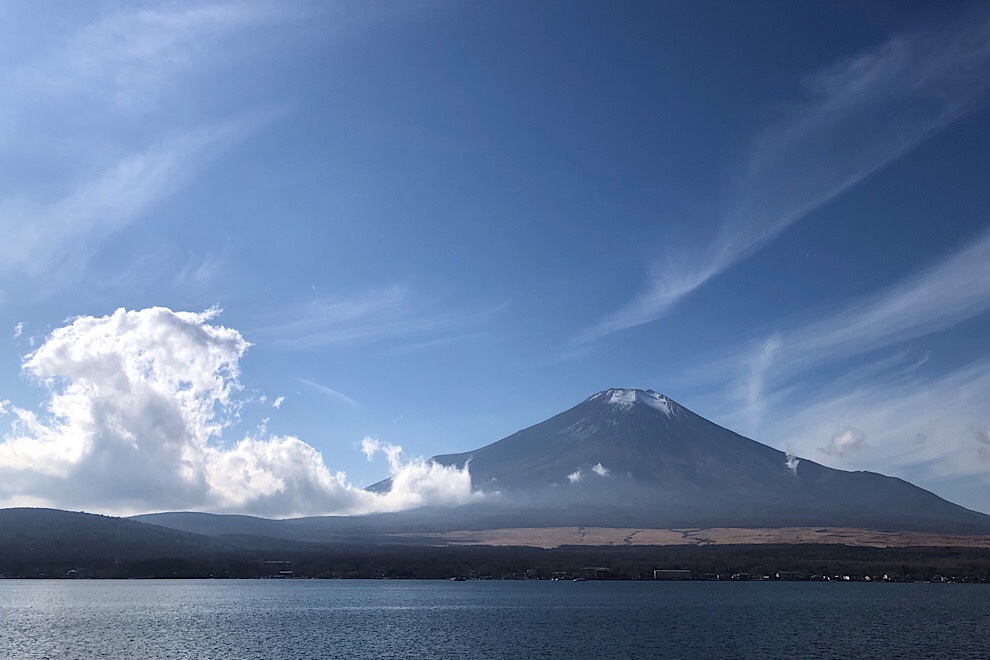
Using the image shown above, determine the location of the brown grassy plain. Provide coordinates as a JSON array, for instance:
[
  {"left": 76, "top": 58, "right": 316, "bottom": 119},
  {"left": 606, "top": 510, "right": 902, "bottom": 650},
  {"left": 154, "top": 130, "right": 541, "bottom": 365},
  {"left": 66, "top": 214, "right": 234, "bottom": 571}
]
[{"left": 390, "top": 526, "right": 990, "bottom": 549}]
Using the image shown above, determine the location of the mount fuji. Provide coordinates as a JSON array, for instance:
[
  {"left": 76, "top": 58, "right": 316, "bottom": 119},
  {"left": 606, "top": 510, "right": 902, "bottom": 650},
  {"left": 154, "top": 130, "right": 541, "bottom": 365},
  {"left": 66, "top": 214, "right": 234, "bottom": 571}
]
[
  {"left": 127, "top": 388, "right": 990, "bottom": 544},
  {"left": 377, "top": 388, "right": 990, "bottom": 533}
]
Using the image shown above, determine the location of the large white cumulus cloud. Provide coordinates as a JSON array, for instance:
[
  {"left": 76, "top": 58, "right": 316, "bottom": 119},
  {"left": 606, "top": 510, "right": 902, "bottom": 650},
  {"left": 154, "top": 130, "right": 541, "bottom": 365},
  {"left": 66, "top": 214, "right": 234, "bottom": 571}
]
[{"left": 0, "top": 307, "right": 483, "bottom": 516}]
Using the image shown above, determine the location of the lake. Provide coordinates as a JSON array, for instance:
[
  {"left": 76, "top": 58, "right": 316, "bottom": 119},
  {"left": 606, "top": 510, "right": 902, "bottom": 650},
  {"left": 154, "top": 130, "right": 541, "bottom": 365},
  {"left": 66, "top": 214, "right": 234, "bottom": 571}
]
[{"left": 0, "top": 579, "right": 987, "bottom": 659}]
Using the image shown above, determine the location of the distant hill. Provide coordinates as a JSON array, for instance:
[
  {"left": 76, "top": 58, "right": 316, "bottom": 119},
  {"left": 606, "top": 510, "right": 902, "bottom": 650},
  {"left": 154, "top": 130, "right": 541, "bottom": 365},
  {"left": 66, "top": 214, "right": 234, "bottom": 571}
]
[
  {"left": 130, "top": 510, "right": 403, "bottom": 545},
  {"left": 0, "top": 508, "right": 221, "bottom": 562},
  {"left": 0, "top": 508, "right": 340, "bottom": 578}
]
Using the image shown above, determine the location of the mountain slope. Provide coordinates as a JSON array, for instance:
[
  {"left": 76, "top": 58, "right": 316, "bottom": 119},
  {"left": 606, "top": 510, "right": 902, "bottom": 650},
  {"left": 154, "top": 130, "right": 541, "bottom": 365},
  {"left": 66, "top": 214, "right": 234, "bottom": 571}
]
[{"left": 414, "top": 388, "right": 990, "bottom": 533}]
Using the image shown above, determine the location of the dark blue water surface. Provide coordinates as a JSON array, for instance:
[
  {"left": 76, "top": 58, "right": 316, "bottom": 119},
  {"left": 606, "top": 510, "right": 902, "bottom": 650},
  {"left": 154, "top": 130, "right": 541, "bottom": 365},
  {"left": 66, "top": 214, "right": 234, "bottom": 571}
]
[{"left": 1, "top": 579, "right": 988, "bottom": 659}]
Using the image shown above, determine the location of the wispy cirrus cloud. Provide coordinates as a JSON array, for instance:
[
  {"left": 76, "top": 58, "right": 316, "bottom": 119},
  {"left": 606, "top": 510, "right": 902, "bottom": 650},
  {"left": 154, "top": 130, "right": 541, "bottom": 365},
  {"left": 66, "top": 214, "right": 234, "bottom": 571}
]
[
  {"left": 0, "top": 3, "right": 288, "bottom": 290},
  {"left": 298, "top": 378, "right": 360, "bottom": 407},
  {"left": 256, "top": 287, "right": 498, "bottom": 350},
  {"left": 759, "top": 359, "right": 990, "bottom": 485},
  {"left": 573, "top": 8, "right": 990, "bottom": 347},
  {"left": 740, "top": 334, "right": 782, "bottom": 430},
  {"left": 8, "top": 2, "right": 281, "bottom": 113},
  {"left": 690, "top": 229, "right": 990, "bottom": 512},
  {"left": 785, "top": 232, "right": 990, "bottom": 367},
  {"left": 0, "top": 116, "right": 272, "bottom": 278},
  {"left": 702, "top": 347, "right": 990, "bottom": 511},
  {"left": 735, "top": 228, "right": 990, "bottom": 422}
]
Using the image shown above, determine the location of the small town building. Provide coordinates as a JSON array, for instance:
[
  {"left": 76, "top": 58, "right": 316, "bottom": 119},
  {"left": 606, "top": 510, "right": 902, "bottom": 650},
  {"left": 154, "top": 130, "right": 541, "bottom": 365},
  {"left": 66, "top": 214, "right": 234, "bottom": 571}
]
[{"left": 653, "top": 569, "right": 692, "bottom": 580}]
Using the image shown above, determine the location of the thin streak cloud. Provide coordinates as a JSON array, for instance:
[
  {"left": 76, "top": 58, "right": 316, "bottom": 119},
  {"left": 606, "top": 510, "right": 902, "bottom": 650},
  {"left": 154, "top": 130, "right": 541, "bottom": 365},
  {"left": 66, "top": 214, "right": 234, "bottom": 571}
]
[
  {"left": 706, "top": 227, "right": 990, "bottom": 443},
  {"left": 758, "top": 228, "right": 990, "bottom": 386},
  {"left": 298, "top": 378, "right": 360, "bottom": 407},
  {"left": 0, "top": 2, "right": 288, "bottom": 289},
  {"left": 12, "top": 2, "right": 281, "bottom": 112},
  {"left": 574, "top": 8, "right": 990, "bottom": 347},
  {"left": 762, "top": 359, "right": 990, "bottom": 478},
  {"left": 256, "top": 287, "right": 497, "bottom": 349},
  {"left": 0, "top": 115, "right": 275, "bottom": 277},
  {"left": 694, "top": 228, "right": 990, "bottom": 510}
]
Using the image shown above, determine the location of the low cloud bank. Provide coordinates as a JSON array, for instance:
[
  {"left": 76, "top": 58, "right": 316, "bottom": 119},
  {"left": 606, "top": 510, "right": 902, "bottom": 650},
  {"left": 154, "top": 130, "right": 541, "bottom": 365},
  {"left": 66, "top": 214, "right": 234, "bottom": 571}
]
[
  {"left": 566, "top": 463, "right": 612, "bottom": 484},
  {"left": 0, "top": 307, "right": 483, "bottom": 517},
  {"left": 820, "top": 426, "right": 867, "bottom": 457}
]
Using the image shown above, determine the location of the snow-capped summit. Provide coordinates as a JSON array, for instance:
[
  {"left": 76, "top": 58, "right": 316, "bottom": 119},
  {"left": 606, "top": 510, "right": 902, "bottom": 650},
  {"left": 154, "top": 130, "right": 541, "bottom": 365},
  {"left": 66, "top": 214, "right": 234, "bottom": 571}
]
[{"left": 588, "top": 388, "right": 678, "bottom": 416}]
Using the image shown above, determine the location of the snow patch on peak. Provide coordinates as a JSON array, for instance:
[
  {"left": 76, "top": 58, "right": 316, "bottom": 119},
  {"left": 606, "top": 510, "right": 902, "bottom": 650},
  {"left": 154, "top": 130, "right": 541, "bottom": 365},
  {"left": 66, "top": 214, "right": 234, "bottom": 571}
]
[
  {"left": 607, "top": 389, "right": 637, "bottom": 408},
  {"left": 641, "top": 390, "right": 676, "bottom": 417},
  {"left": 591, "top": 388, "right": 678, "bottom": 417}
]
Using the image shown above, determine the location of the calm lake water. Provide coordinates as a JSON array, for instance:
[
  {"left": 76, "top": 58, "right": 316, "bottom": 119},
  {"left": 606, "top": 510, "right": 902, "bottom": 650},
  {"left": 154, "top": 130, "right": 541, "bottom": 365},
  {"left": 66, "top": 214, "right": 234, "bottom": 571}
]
[{"left": 1, "top": 579, "right": 987, "bottom": 659}]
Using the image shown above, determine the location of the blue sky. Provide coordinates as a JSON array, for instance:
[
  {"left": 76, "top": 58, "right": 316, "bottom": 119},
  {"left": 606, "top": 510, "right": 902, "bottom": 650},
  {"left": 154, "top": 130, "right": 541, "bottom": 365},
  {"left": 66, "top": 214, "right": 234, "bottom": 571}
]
[{"left": 1, "top": 1, "right": 990, "bottom": 517}]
